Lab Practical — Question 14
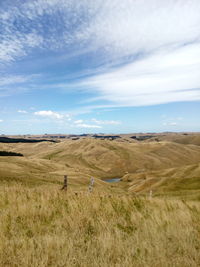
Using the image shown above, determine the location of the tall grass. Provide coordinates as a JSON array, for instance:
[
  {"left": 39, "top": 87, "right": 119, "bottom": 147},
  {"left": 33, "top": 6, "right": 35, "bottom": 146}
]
[{"left": 0, "top": 184, "right": 199, "bottom": 267}]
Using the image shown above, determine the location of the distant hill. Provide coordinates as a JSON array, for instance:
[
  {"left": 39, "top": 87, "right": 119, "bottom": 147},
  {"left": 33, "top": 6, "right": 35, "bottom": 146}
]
[
  {"left": 136, "top": 133, "right": 200, "bottom": 146},
  {"left": 155, "top": 133, "right": 200, "bottom": 146},
  {"left": 1, "top": 137, "right": 200, "bottom": 177}
]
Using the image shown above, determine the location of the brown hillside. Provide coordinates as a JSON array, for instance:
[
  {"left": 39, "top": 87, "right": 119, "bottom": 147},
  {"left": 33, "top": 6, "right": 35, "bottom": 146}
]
[
  {"left": 123, "top": 163, "right": 200, "bottom": 199},
  {"left": 0, "top": 137, "right": 200, "bottom": 197}
]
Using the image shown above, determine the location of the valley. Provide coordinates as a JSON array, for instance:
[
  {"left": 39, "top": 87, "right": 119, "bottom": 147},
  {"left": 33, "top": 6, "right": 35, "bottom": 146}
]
[{"left": 0, "top": 133, "right": 200, "bottom": 199}]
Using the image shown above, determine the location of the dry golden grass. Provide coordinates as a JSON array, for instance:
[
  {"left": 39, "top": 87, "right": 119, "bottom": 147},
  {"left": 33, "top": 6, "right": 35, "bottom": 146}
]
[
  {"left": 1, "top": 138, "right": 200, "bottom": 179},
  {"left": 152, "top": 133, "right": 200, "bottom": 146},
  {"left": 123, "top": 163, "right": 200, "bottom": 200},
  {"left": 1, "top": 138, "right": 200, "bottom": 199},
  {"left": 0, "top": 184, "right": 199, "bottom": 267},
  {"left": 0, "top": 135, "right": 199, "bottom": 266}
]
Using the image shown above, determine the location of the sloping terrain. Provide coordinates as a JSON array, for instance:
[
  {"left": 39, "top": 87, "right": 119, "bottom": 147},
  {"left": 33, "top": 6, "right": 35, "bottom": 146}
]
[
  {"left": 123, "top": 163, "right": 200, "bottom": 199},
  {"left": 120, "top": 133, "right": 200, "bottom": 146},
  {"left": 147, "top": 133, "right": 200, "bottom": 146},
  {"left": 0, "top": 155, "right": 109, "bottom": 191},
  {"left": 0, "top": 137, "right": 200, "bottom": 197}
]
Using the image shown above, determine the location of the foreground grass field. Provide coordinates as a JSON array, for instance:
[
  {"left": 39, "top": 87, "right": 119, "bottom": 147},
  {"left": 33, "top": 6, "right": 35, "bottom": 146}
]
[{"left": 0, "top": 184, "right": 199, "bottom": 267}]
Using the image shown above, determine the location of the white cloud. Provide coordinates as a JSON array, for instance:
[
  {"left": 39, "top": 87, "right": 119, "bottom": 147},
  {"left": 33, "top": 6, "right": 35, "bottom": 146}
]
[
  {"left": 77, "top": 42, "right": 200, "bottom": 107},
  {"left": 0, "top": 75, "right": 32, "bottom": 87},
  {"left": 75, "top": 123, "right": 102, "bottom": 129},
  {"left": 0, "top": 33, "right": 43, "bottom": 63},
  {"left": 91, "top": 0, "right": 200, "bottom": 57},
  {"left": 170, "top": 122, "right": 177, "bottom": 126},
  {"left": 0, "top": 119, "right": 3, "bottom": 122},
  {"left": 73, "top": 118, "right": 120, "bottom": 128},
  {"left": 34, "top": 110, "right": 64, "bottom": 119},
  {"left": 162, "top": 122, "right": 177, "bottom": 126},
  {"left": 0, "top": 74, "right": 41, "bottom": 97},
  {"left": 34, "top": 110, "right": 72, "bottom": 121},
  {"left": 0, "top": 0, "right": 200, "bottom": 108},
  {"left": 74, "top": 119, "right": 84, "bottom": 124},
  {"left": 18, "top": 110, "right": 27, "bottom": 114},
  {"left": 91, "top": 118, "right": 121, "bottom": 125},
  {"left": 1, "top": 0, "right": 200, "bottom": 63}
]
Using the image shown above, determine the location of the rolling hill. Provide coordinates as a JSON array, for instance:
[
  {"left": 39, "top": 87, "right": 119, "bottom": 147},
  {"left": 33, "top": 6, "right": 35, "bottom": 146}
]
[{"left": 0, "top": 135, "right": 200, "bottom": 198}]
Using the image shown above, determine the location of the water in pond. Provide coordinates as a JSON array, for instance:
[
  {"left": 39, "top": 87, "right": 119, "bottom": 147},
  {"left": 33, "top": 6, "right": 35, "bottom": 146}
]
[{"left": 105, "top": 178, "right": 121, "bottom": 183}]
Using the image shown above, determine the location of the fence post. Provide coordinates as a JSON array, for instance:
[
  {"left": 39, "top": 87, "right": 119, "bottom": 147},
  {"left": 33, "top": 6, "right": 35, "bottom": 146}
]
[
  {"left": 61, "top": 175, "right": 68, "bottom": 191},
  {"left": 88, "top": 177, "right": 94, "bottom": 193},
  {"left": 149, "top": 190, "right": 152, "bottom": 200}
]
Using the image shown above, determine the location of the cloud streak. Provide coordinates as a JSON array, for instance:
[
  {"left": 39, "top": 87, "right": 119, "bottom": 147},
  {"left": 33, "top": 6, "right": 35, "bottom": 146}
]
[
  {"left": 0, "top": 0, "right": 200, "bottom": 109},
  {"left": 75, "top": 123, "right": 102, "bottom": 129},
  {"left": 0, "top": 74, "right": 41, "bottom": 97},
  {"left": 76, "top": 42, "right": 200, "bottom": 107},
  {"left": 33, "top": 111, "right": 119, "bottom": 129},
  {"left": 91, "top": 119, "right": 121, "bottom": 125},
  {"left": 1, "top": 0, "right": 199, "bottom": 62},
  {"left": 18, "top": 110, "right": 28, "bottom": 114}
]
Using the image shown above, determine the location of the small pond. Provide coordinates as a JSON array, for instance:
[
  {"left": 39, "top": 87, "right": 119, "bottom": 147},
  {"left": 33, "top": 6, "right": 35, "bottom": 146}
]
[{"left": 105, "top": 178, "right": 121, "bottom": 183}]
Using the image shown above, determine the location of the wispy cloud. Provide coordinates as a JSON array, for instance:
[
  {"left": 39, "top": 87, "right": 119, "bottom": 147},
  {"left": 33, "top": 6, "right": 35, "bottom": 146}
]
[
  {"left": 162, "top": 116, "right": 184, "bottom": 127},
  {"left": 76, "top": 42, "right": 200, "bottom": 107},
  {"left": 0, "top": 26, "right": 43, "bottom": 63},
  {"left": 18, "top": 110, "right": 28, "bottom": 114},
  {"left": 91, "top": 118, "right": 121, "bottom": 125},
  {"left": 75, "top": 123, "right": 102, "bottom": 129},
  {"left": 73, "top": 118, "right": 120, "bottom": 128},
  {"left": 0, "top": 0, "right": 94, "bottom": 64},
  {"left": 0, "top": 75, "right": 32, "bottom": 87},
  {"left": 163, "top": 122, "right": 177, "bottom": 126},
  {"left": 0, "top": 74, "right": 41, "bottom": 97},
  {"left": 0, "top": 0, "right": 200, "bottom": 111},
  {"left": 74, "top": 120, "right": 84, "bottom": 124},
  {"left": 1, "top": 0, "right": 199, "bottom": 63},
  {"left": 33, "top": 111, "right": 118, "bottom": 129}
]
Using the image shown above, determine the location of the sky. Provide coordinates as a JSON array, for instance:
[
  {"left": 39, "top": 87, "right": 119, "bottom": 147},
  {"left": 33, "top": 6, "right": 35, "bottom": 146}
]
[{"left": 0, "top": 0, "right": 200, "bottom": 134}]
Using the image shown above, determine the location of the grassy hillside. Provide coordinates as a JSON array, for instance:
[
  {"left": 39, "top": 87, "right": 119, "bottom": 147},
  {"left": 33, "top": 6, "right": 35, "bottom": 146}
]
[
  {"left": 148, "top": 133, "right": 200, "bottom": 146},
  {"left": 0, "top": 156, "right": 112, "bottom": 193},
  {"left": 1, "top": 138, "right": 200, "bottom": 174},
  {"left": 122, "top": 163, "right": 200, "bottom": 200},
  {"left": 0, "top": 137, "right": 200, "bottom": 197},
  {"left": 0, "top": 136, "right": 200, "bottom": 266},
  {"left": 0, "top": 185, "right": 199, "bottom": 267}
]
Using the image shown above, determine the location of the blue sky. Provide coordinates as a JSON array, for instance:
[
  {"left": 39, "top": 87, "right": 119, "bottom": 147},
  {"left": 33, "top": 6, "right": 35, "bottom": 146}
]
[{"left": 0, "top": 0, "right": 200, "bottom": 134}]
